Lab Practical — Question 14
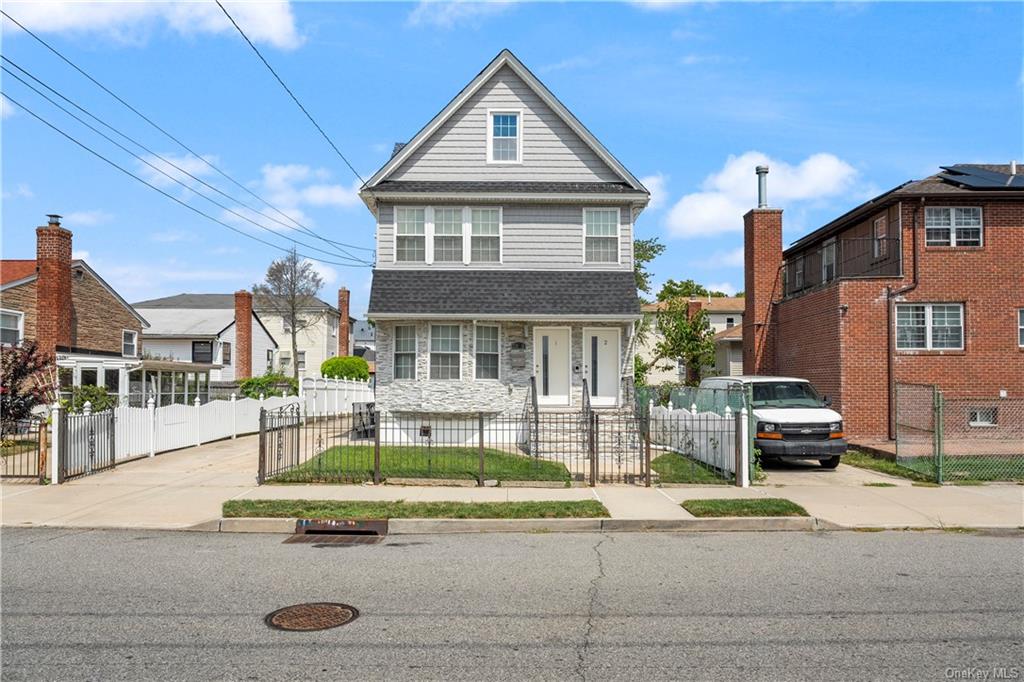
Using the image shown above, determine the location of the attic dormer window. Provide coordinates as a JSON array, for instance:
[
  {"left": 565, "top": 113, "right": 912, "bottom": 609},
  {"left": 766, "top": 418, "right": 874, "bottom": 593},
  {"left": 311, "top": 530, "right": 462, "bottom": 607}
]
[{"left": 488, "top": 111, "right": 520, "bottom": 163}]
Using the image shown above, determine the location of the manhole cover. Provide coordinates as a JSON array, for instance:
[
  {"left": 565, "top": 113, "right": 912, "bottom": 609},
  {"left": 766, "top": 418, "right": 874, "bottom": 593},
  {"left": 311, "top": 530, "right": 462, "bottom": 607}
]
[{"left": 264, "top": 603, "right": 359, "bottom": 631}]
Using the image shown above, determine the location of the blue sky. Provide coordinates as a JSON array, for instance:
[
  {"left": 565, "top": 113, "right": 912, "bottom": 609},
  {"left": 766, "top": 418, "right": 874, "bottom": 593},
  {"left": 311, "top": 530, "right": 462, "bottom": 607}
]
[{"left": 2, "top": 1, "right": 1021, "bottom": 316}]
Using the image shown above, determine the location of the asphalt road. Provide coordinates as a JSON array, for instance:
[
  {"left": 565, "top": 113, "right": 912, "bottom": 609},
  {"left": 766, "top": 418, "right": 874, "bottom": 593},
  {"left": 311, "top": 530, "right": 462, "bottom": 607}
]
[{"left": 2, "top": 528, "right": 1022, "bottom": 681}]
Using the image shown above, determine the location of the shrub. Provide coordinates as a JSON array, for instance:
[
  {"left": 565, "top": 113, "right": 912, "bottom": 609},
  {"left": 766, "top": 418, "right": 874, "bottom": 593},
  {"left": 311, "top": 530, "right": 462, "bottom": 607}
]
[
  {"left": 1, "top": 342, "right": 56, "bottom": 436},
  {"left": 67, "top": 384, "right": 117, "bottom": 413},
  {"left": 320, "top": 356, "right": 370, "bottom": 381},
  {"left": 238, "top": 373, "right": 298, "bottom": 399}
]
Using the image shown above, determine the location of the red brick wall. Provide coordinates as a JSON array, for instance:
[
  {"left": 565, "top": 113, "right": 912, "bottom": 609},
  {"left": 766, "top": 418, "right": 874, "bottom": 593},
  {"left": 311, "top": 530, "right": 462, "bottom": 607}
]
[
  {"left": 774, "top": 285, "right": 843, "bottom": 408},
  {"left": 743, "top": 208, "right": 782, "bottom": 374},
  {"left": 35, "top": 226, "right": 72, "bottom": 356},
  {"left": 234, "top": 291, "right": 253, "bottom": 380},
  {"left": 338, "top": 287, "right": 350, "bottom": 357}
]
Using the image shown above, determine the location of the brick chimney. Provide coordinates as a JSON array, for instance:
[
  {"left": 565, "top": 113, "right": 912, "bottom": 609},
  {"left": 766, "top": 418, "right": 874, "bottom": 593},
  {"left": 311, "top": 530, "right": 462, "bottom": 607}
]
[
  {"left": 234, "top": 290, "right": 252, "bottom": 379},
  {"left": 35, "top": 214, "right": 73, "bottom": 356},
  {"left": 338, "top": 287, "right": 350, "bottom": 356},
  {"left": 743, "top": 166, "right": 783, "bottom": 375}
]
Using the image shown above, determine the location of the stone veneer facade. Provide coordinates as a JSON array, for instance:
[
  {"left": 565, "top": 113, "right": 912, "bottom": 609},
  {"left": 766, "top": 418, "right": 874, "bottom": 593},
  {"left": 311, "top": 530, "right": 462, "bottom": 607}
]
[{"left": 374, "top": 320, "right": 634, "bottom": 415}]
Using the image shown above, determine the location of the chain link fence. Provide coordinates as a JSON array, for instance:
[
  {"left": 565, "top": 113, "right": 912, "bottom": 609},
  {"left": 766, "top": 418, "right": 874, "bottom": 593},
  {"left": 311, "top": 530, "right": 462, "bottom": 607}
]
[{"left": 896, "top": 383, "right": 1024, "bottom": 482}]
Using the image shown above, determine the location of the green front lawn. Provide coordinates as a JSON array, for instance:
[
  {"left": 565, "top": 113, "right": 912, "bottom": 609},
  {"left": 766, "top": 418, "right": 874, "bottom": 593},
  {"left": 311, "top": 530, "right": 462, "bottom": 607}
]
[
  {"left": 650, "top": 452, "right": 730, "bottom": 484},
  {"left": 844, "top": 450, "right": 1024, "bottom": 483},
  {"left": 223, "top": 499, "right": 609, "bottom": 519},
  {"left": 842, "top": 450, "right": 934, "bottom": 483},
  {"left": 269, "top": 445, "right": 570, "bottom": 484},
  {"left": 681, "top": 498, "right": 809, "bottom": 517}
]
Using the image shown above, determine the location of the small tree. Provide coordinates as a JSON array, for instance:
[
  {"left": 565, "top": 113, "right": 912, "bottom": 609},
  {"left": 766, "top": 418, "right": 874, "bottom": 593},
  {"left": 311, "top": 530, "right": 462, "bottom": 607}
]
[
  {"left": 653, "top": 298, "right": 716, "bottom": 385},
  {"left": 656, "top": 278, "right": 730, "bottom": 301},
  {"left": 633, "top": 236, "right": 666, "bottom": 302},
  {"left": 321, "top": 356, "right": 369, "bottom": 381},
  {"left": 253, "top": 248, "right": 326, "bottom": 382},
  {"left": 1, "top": 342, "right": 56, "bottom": 437}
]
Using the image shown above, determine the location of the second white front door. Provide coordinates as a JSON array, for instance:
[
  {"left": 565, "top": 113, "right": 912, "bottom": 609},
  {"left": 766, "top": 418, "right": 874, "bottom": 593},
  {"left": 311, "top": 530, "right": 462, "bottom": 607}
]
[
  {"left": 533, "top": 327, "right": 570, "bottom": 406},
  {"left": 583, "top": 327, "right": 620, "bottom": 407}
]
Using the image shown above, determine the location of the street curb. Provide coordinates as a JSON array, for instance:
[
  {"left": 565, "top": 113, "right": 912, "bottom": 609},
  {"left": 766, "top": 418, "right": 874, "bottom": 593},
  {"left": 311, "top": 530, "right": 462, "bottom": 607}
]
[{"left": 207, "top": 516, "right": 829, "bottom": 534}]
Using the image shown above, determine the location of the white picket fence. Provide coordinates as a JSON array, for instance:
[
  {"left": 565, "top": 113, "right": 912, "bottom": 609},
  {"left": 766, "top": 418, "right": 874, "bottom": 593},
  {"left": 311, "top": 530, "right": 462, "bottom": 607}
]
[
  {"left": 300, "top": 377, "right": 374, "bottom": 417},
  {"left": 649, "top": 404, "right": 750, "bottom": 485}
]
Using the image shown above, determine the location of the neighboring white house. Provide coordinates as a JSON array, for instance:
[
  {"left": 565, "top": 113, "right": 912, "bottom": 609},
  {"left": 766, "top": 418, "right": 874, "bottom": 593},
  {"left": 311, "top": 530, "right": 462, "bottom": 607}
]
[
  {"left": 134, "top": 293, "right": 277, "bottom": 382},
  {"left": 639, "top": 296, "right": 745, "bottom": 384},
  {"left": 258, "top": 298, "right": 349, "bottom": 379}
]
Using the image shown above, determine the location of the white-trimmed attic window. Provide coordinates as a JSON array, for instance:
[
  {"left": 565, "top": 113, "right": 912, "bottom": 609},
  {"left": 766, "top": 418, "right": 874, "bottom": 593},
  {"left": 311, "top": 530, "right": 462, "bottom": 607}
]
[{"left": 487, "top": 110, "right": 521, "bottom": 164}]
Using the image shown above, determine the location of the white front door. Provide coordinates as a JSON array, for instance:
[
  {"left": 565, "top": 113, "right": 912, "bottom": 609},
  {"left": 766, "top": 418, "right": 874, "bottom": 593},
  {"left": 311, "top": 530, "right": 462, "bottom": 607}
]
[
  {"left": 583, "top": 327, "right": 620, "bottom": 407},
  {"left": 533, "top": 327, "right": 570, "bottom": 407}
]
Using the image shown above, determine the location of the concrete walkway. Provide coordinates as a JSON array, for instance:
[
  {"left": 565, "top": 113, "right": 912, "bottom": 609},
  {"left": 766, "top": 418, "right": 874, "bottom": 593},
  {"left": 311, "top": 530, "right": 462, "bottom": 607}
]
[{"left": 2, "top": 435, "right": 1021, "bottom": 530}]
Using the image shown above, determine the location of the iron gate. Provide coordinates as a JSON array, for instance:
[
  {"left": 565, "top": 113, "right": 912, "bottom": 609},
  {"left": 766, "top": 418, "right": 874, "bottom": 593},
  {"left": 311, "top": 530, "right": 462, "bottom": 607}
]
[{"left": 0, "top": 418, "right": 47, "bottom": 483}]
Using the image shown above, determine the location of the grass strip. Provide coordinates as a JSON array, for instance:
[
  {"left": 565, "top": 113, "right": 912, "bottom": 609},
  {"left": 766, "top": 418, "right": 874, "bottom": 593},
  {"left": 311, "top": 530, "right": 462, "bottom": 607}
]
[
  {"left": 863, "top": 482, "right": 897, "bottom": 487},
  {"left": 223, "top": 499, "right": 609, "bottom": 520},
  {"left": 841, "top": 450, "right": 934, "bottom": 483},
  {"left": 681, "top": 497, "right": 809, "bottom": 518},
  {"left": 650, "top": 452, "right": 730, "bottom": 484},
  {"left": 269, "top": 446, "right": 571, "bottom": 484}
]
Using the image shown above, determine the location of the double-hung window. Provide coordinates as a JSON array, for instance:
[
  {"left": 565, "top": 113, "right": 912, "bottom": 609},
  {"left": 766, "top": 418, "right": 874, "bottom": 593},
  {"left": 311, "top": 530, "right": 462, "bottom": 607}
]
[
  {"left": 793, "top": 257, "right": 805, "bottom": 290},
  {"left": 192, "top": 340, "right": 213, "bottom": 364},
  {"left": 584, "top": 208, "right": 619, "bottom": 263},
  {"left": 821, "top": 240, "right": 837, "bottom": 282},
  {"left": 925, "top": 207, "right": 982, "bottom": 247},
  {"left": 872, "top": 216, "right": 888, "bottom": 258},
  {"left": 396, "top": 207, "right": 426, "bottom": 262},
  {"left": 433, "top": 207, "right": 463, "bottom": 262},
  {"left": 393, "top": 325, "right": 416, "bottom": 380},
  {"left": 488, "top": 112, "right": 520, "bottom": 163},
  {"left": 471, "top": 208, "right": 500, "bottom": 262},
  {"left": 122, "top": 330, "right": 138, "bottom": 357},
  {"left": 1018, "top": 309, "right": 1024, "bottom": 348},
  {"left": 1, "top": 309, "right": 24, "bottom": 346},
  {"left": 429, "top": 324, "right": 461, "bottom": 380},
  {"left": 895, "top": 303, "right": 963, "bottom": 350},
  {"left": 475, "top": 325, "right": 499, "bottom": 380},
  {"left": 222, "top": 342, "right": 232, "bottom": 366},
  {"left": 297, "top": 351, "right": 306, "bottom": 372}
]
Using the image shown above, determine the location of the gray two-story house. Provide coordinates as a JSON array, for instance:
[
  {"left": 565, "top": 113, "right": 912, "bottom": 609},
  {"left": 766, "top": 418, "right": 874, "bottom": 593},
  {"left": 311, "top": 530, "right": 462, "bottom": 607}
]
[{"left": 363, "top": 50, "right": 649, "bottom": 416}]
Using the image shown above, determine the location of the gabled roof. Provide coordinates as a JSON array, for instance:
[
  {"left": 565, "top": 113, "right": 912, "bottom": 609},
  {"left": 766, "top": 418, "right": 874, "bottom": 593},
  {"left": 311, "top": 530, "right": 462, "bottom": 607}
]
[
  {"left": 362, "top": 49, "right": 648, "bottom": 197},
  {"left": 134, "top": 292, "right": 340, "bottom": 315},
  {"left": 713, "top": 326, "right": 742, "bottom": 342},
  {"left": 0, "top": 258, "right": 149, "bottom": 328},
  {"left": 641, "top": 297, "right": 745, "bottom": 314}
]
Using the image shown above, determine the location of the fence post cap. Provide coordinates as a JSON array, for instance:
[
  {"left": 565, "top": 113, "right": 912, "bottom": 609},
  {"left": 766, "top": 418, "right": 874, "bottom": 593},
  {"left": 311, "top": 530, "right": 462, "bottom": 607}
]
[
  {"left": 147, "top": 397, "right": 155, "bottom": 408},
  {"left": 230, "top": 392, "right": 236, "bottom": 401},
  {"left": 691, "top": 403, "right": 698, "bottom": 413},
  {"left": 259, "top": 393, "right": 265, "bottom": 401},
  {"left": 193, "top": 397, "right": 201, "bottom": 406},
  {"left": 83, "top": 401, "right": 92, "bottom": 414}
]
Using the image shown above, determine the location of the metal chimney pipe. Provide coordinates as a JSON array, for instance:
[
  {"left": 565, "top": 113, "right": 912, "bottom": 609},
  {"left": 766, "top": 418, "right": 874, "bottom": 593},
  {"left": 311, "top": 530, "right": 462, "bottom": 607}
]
[
  {"left": 46, "top": 214, "right": 62, "bottom": 227},
  {"left": 1012, "top": 160, "right": 1018, "bottom": 176},
  {"left": 755, "top": 166, "right": 769, "bottom": 208}
]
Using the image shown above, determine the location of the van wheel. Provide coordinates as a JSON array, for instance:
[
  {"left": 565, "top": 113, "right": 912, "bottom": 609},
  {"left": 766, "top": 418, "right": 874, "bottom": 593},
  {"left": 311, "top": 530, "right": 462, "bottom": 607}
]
[{"left": 820, "top": 456, "right": 841, "bottom": 470}]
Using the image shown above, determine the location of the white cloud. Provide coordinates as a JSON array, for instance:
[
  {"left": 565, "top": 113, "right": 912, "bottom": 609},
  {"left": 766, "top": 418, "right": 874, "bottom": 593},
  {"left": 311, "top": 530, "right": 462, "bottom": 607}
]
[
  {"left": 2, "top": 182, "right": 34, "bottom": 200},
  {"left": 64, "top": 210, "right": 112, "bottom": 226},
  {"left": 150, "top": 229, "right": 196, "bottom": 243},
  {"left": 706, "top": 281, "right": 738, "bottom": 296},
  {"left": 2, "top": 1, "right": 303, "bottom": 50},
  {"left": 629, "top": 0, "right": 694, "bottom": 11},
  {"left": 640, "top": 173, "right": 668, "bottom": 210},
  {"left": 137, "top": 153, "right": 218, "bottom": 192},
  {"left": 1, "top": 96, "right": 16, "bottom": 119},
  {"left": 71, "top": 250, "right": 90, "bottom": 261},
  {"left": 697, "top": 246, "right": 744, "bottom": 268},
  {"left": 665, "top": 151, "right": 858, "bottom": 238},
  {"left": 538, "top": 55, "right": 598, "bottom": 74},
  {"left": 406, "top": 0, "right": 515, "bottom": 28},
  {"left": 303, "top": 258, "right": 337, "bottom": 286}
]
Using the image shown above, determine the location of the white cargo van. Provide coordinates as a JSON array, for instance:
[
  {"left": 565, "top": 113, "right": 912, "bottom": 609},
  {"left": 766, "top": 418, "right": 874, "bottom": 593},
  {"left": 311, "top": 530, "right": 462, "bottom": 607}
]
[{"left": 697, "top": 376, "right": 846, "bottom": 469}]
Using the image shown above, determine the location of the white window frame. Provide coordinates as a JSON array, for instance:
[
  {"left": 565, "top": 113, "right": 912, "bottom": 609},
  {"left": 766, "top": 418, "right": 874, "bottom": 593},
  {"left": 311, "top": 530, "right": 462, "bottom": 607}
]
[
  {"left": 296, "top": 351, "right": 306, "bottom": 372},
  {"left": 583, "top": 207, "right": 621, "bottom": 265},
  {"left": 872, "top": 216, "right": 888, "bottom": 258},
  {"left": 122, "top": 329, "right": 138, "bottom": 358},
  {"left": 968, "top": 407, "right": 997, "bottom": 428},
  {"left": 428, "top": 323, "right": 462, "bottom": 381},
  {"left": 474, "top": 324, "right": 501, "bottom": 381},
  {"left": 329, "top": 316, "right": 338, "bottom": 338},
  {"left": 924, "top": 206, "right": 983, "bottom": 247},
  {"left": 486, "top": 109, "right": 523, "bottom": 165},
  {"left": 394, "top": 206, "right": 428, "bottom": 263},
  {"left": 895, "top": 303, "right": 964, "bottom": 351},
  {"left": 821, "top": 239, "right": 837, "bottom": 282},
  {"left": 392, "top": 324, "right": 417, "bottom": 381},
  {"left": 432, "top": 206, "right": 465, "bottom": 264},
  {"left": 469, "top": 206, "right": 503, "bottom": 264},
  {"left": 1, "top": 309, "right": 25, "bottom": 346},
  {"left": 1019, "top": 309, "right": 1024, "bottom": 348}
]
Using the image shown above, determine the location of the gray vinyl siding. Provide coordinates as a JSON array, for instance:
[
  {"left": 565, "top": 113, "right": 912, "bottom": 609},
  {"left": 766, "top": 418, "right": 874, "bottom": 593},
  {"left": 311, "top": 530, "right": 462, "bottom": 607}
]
[
  {"left": 389, "top": 65, "right": 621, "bottom": 183},
  {"left": 376, "top": 203, "right": 632, "bottom": 270}
]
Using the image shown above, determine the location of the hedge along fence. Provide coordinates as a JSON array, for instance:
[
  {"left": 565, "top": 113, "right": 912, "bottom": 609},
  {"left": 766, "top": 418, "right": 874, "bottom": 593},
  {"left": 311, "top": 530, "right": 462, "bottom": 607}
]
[{"left": 321, "top": 356, "right": 370, "bottom": 381}]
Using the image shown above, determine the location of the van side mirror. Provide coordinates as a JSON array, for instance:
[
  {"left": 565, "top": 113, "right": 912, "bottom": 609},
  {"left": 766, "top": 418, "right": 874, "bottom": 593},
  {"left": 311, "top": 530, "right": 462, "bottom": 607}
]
[{"left": 822, "top": 395, "right": 832, "bottom": 407}]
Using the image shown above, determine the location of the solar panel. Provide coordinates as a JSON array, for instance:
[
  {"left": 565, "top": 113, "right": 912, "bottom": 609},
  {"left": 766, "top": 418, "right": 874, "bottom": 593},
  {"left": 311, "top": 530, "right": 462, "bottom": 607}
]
[{"left": 938, "top": 165, "right": 1024, "bottom": 190}]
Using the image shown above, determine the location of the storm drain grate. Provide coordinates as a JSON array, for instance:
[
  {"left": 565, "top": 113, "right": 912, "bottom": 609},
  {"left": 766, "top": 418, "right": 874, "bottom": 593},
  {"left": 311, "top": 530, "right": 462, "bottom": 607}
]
[
  {"left": 283, "top": 534, "right": 383, "bottom": 545},
  {"left": 264, "top": 603, "right": 359, "bottom": 631}
]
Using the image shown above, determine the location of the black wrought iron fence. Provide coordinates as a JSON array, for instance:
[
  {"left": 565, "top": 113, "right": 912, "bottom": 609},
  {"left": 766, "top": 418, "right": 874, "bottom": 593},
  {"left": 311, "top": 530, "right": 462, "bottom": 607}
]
[
  {"left": 59, "top": 409, "right": 115, "bottom": 482},
  {"left": 0, "top": 418, "right": 47, "bottom": 483}
]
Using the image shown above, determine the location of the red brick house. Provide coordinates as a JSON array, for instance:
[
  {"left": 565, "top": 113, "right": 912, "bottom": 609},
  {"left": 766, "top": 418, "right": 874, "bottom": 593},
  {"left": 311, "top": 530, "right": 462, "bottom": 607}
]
[
  {"left": 1, "top": 215, "right": 152, "bottom": 404},
  {"left": 743, "top": 164, "right": 1024, "bottom": 439}
]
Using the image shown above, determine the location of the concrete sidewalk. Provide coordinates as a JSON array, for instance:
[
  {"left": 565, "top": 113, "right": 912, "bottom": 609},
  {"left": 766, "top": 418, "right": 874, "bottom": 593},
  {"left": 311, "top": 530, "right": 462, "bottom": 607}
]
[{"left": 2, "top": 434, "right": 1021, "bottom": 530}]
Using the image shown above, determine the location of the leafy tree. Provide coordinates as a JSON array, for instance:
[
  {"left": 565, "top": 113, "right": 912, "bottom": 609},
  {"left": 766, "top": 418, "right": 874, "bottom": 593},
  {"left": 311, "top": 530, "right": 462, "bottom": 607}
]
[
  {"left": 68, "top": 384, "right": 117, "bottom": 413},
  {"left": 321, "top": 356, "right": 370, "bottom": 381},
  {"left": 656, "top": 278, "right": 730, "bottom": 301},
  {"left": 238, "top": 373, "right": 298, "bottom": 399},
  {"left": 253, "top": 248, "right": 326, "bottom": 382},
  {"left": 633, "top": 236, "right": 666, "bottom": 300},
  {"left": 653, "top": 298, "right": 716, "bottom": 385},
  {"left": 1, "top": 342, "right": 55, "bottom": 436},
  {"left": 633, "top": 354, "right": 651, "bottom": 387}
]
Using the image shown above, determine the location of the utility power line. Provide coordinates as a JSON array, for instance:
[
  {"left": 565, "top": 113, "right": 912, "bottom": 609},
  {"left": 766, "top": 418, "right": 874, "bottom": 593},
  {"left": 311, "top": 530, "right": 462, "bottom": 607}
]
[
  {"left": 215, "top": 0, "right": 370, "bottom": 191},
  {"left": 1, "top": 92, "right": 369, "bottom": 268},
  {"left": 1, "top": 58, "right": 370, "bottom": 266},
  {"left": 0, "top": 8, "right": 375, "bottom": 256}
]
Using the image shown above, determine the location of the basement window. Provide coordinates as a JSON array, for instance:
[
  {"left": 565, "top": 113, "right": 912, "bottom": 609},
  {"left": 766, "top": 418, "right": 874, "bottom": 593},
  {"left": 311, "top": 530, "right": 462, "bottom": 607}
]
[{"left": 968, "top": 407, "right": 997, "bottom": 427}]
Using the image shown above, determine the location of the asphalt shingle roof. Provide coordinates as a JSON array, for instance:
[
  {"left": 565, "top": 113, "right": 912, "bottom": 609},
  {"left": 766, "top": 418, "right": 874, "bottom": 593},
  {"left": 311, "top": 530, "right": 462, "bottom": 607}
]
[
  {"left": 368, "top": 270, "right": 640, "bottom": 317},
  {"left": 134, "top": 293, "right": 339, "bottom": 313},
  {"left": 369, "top": 180, "right": 644, "bottom": 195}
]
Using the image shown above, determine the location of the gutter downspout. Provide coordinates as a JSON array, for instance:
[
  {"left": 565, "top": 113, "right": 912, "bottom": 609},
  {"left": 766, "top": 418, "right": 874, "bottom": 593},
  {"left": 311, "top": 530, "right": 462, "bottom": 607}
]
[{"left": 886, "top": 198, "right": 921, "bottom": 440}]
